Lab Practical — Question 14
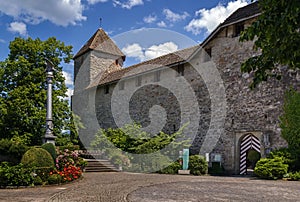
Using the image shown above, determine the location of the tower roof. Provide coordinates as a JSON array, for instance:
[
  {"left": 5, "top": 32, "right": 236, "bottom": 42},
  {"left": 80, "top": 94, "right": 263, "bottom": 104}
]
[{"left": 74, "top": 28, "right": 125, "bottom": 59}]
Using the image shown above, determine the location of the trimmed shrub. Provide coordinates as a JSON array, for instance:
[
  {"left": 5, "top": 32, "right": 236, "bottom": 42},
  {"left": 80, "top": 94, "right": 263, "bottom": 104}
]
[
  {"left": 189, "top": 155, "right": 208, "bottom": 175},
  {"left": 21, "top": 147, "right": 54, "bottom": 168},
  {"left": 254, "top": 157, "right": 288, "bottom": 179},
  {"left": 269, "top": 148, "right": 299, "bottom": 172},
  {"left": 158, "top": 161, "right": 181, "bottom": 174},
  {"left": 41, "top": 143, "right": 57, "bottom": 162},
  {"left": 269, "top": 148, "right": 293, "bottom": 165}
]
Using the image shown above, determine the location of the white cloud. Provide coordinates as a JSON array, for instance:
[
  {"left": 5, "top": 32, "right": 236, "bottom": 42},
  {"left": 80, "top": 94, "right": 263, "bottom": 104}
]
[
  {"left": 0, "top": 0, "right": 86, "bottom": 26},
  {"left": 143, "top": 14, "right": 157, "bottom": 24},
  {"left": 0, "top": 39, "right": 5, "bottom": 43},
  {"left": 7, "top": 22, "right": 27, "bottom": 36},
  {"left": 122, "top": 43, "right": 145, "bottom": 61},
  {"left": 163, "top": 9, "right": 189, "bottom": 22},
  {"left": 87, "top": 0, "right": 108, "bottom": 4},
  {"left": 185, "top": 0, "right": 248, "bottom": 35},
  {"left": 122, "top": 42, "right": 178, "bottom": 62},
  {"left": 157, "top": 21, "right": 167, "bottom": 27},
  {"left": 113, "top": 0, "right": 143, "bottom": 9},
  {"left": 145, "top": 42, "right": 178, "bottom": 60},
  {"left": 63, "top": 71, "right": 73, "bottom": 86}
]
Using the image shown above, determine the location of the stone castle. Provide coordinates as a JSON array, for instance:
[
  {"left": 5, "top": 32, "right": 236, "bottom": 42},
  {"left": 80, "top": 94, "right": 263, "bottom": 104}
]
[{"left": 72, "top": 2, "right": 300, "bottom": 174}]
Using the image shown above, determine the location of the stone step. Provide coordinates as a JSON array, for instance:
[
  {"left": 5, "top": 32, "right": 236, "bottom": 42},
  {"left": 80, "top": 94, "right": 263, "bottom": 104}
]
[
  {"left": 85, "top": 168, "right": 117, "bottom": 172},
  {"left": 84, "top": 159, "right": 120, "bottom": 172}
]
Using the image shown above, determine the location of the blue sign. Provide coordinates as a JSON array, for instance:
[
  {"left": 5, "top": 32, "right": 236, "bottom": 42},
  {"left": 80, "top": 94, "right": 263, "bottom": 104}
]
[{"left": 182, "top": 149, "right": 189, "bottom": 170}]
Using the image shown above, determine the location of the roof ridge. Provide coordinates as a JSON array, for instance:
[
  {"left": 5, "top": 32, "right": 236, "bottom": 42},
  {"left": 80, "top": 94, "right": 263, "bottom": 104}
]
[{"left": 89, "top": 28, "right": 101, "bottom": 49}]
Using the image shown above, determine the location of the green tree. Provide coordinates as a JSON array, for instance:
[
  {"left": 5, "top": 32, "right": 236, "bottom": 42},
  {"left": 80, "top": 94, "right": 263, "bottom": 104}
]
[
  {"left": 240, "top": 0, "right": 300, "bottom": 88},
  {"left": 0, "top": 37, "right": 73, "bottom": 145},
  {"left": 279, "top": 89, "right": 300, "bottom": 170}
]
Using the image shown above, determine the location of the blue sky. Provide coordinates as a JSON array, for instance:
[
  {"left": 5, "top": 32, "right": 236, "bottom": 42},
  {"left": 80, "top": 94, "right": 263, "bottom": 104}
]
[{"left": 0, "top": 0, "right": 250, "bottom": 98}]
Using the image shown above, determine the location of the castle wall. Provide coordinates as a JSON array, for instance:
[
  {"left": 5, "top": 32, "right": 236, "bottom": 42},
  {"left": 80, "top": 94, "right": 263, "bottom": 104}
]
[
  {"left": 74, "top": 18, "right": 300, "bottom": 174},
  {"left": 92, "top": 34, "right": 300, "bottom": 174}
]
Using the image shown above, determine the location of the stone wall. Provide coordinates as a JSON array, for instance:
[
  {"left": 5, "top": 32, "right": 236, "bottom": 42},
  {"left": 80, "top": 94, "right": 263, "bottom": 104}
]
[
  {"left": 206, "top": 28, "right": 300, "bottom": 173},
  {"left": 94, "top": 63, "right": 212, "bottom": 154},
  {"left": 74, "top": 51, "right": 122, "bottom": 92}
]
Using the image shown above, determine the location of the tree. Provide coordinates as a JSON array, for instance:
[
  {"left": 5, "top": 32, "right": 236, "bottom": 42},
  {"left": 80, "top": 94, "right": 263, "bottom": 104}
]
[
  {"left": 240, "top": 0, "right": 300, "bottom": 88},
  {"left": 0, "top": 37, "right": 73, "bottom": 145},
  {"left": 279, "top": 89, "right": 300, "bottom": 170}
]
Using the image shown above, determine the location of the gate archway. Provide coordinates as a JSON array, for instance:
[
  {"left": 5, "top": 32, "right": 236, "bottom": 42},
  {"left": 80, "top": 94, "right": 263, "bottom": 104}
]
[{"left": 239, "top": 134, "right": 261, "bottom": 175}]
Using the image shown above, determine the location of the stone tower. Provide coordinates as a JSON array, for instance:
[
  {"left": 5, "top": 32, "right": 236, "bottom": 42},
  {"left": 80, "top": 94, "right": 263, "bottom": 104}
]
[
  {"left": 72, "top": 29, "right": 125, "bottom": 146},
  {"left": 73, "top": 28, "right": 125, "bottom": 92}
]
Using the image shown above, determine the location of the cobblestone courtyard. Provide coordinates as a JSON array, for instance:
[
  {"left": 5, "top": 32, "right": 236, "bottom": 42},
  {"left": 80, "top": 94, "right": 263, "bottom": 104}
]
[{"left": 0, "top": 172, "right": 299, "bottom": 202}]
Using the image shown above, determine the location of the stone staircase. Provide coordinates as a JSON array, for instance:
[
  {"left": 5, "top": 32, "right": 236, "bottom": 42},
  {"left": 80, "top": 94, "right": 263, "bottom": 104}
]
[{"left": 84, "top": 159, "right": 120, "bottom": 172}]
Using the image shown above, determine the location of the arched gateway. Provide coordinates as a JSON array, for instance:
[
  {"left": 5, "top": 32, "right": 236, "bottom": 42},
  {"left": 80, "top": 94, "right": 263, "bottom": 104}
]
[{"left": 239, "top": 134, "right": 261, "bottom": 174}]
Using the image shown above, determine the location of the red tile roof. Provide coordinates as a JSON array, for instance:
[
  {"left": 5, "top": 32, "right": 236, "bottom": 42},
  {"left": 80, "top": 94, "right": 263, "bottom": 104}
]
[
  {"left": 96, "top": 45, "right": 200, "bottom": 86},
  {"left": 74, "top": 28, "right": 125, "bottom": 59}
]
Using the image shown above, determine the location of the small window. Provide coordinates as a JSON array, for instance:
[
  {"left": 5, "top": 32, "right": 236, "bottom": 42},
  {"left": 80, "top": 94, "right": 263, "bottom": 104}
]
[
  {"left": 136, "top": 76, "right": 142, "bottom": 87},
  {"left": 154, "top": 70, "right": 161, "bottom": 82},
  {"left": 176, "top": 64, "right": 184, "bottom": 77},
  {"left": 205, "top": 48, "right": 212, "bottom": 57},
  {"left": 104, "top": 85, "right": 109, "bottom": 94},
  {"left": 115, "top": 59, "right": 119, "bottom": 66},
  {"left": 234, "top": 23, "right": 244, "bottom": 37},
  {"left": 204, "top": 48, "right": 212, "bottom": 62},
  {"left": 119, "top": 81, "right": 125, "bottom": 90}
]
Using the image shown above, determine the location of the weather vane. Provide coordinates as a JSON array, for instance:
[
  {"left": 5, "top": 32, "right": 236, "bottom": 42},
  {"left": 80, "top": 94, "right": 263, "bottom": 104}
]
[{"left": 100, "top": 18, "right": 102, "bottom": 28}]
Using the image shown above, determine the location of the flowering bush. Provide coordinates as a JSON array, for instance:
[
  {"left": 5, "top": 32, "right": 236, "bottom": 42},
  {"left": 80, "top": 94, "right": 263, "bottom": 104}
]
[
  {"left": 50, "top": 165, "right": 82, "bottom": 182},
  {"left": 55, "top": 149, "right": 80, "bottom": 170},
  {"left": 48, "top": 149, "right": 86, "bottom": 183}
]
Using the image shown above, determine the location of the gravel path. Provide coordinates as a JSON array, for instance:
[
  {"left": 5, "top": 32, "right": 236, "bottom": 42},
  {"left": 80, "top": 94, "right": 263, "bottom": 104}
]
[
  {"left": 128, "top": 176, "right": 300, "bottom": 202},
  {"left": 0, "top": 172, "right": 299, "bottom": 202},
  {"left": 48, "top": 172, "right": 193, "bottom": 202}
]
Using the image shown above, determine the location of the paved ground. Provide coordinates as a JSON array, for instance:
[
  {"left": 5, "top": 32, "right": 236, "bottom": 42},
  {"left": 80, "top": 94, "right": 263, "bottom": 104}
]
[{"left": 0, "top": 172, "right": 299, "bottom": 202}]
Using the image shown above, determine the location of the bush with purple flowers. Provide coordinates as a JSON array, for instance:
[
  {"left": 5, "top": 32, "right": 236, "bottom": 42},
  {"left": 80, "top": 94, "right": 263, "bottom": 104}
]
[
  {"left": 51, "top": 149, "right": 86, "bottom": 183},
  {"left": 56, "top": 149, "right": 86, "bottom": 169}
]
